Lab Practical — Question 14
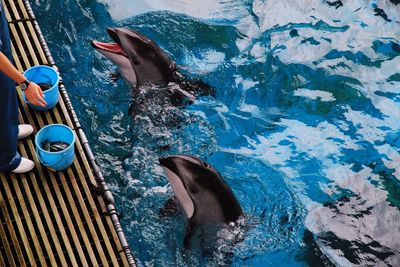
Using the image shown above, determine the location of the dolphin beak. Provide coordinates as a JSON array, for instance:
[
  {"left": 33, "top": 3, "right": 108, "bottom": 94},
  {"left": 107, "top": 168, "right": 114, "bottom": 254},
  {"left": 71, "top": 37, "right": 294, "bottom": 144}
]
[
  {"left": 91, "top": 28, "right": 127, "bottom": 57},
  {"left": 91, "top": 28, "right": 118, "bottom": 50},
  {"left": 91, "top": 40, "right": 127, "bottom": 57},
  {"left": 159, "top": 157, "right": 173, "bottom": 170},
  {"left": 107, "top": 28, "right": 119, "bottom": 43},
  {"left": 90, "top": 40, "right": 99, "bottom": 49},
  {"left": 158, "top": 157, "right": 167, "bottom": 165}
]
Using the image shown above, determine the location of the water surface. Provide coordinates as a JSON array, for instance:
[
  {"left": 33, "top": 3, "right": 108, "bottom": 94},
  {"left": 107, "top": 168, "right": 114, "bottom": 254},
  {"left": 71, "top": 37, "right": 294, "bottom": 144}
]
[{"left": 32, "top": 0, "right": 400, "bottom": 266}]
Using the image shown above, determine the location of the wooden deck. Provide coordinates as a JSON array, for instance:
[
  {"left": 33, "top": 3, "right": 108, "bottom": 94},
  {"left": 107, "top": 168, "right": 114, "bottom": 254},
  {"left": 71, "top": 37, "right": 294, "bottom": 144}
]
[{"left": 0, "top": 0, "right": 136, "bottom": 266}]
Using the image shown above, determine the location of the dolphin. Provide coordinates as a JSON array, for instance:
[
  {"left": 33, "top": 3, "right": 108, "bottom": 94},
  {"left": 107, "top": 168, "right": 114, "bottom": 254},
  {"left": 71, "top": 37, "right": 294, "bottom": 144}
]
[
  {"left": 159, "top": 154, "right": 243, "bottom": 247},
  {"left": 91, "top": 28, "right": 213, "bottom": 104}
]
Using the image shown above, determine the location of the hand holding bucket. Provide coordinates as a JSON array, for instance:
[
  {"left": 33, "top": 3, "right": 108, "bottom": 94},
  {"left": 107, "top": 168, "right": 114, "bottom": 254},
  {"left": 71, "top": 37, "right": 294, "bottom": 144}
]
[
  {"left": 24, "top": 82, "right": 47, "bottom": 108},
  {"left": 23, "top": 65, "right": 60, "bottom": 111}
]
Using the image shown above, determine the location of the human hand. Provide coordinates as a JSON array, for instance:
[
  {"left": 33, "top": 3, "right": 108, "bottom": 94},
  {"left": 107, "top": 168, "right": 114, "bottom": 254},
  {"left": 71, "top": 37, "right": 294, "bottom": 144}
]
[{"left": 25, "top": 82, "right": 47, "bottom": 107}]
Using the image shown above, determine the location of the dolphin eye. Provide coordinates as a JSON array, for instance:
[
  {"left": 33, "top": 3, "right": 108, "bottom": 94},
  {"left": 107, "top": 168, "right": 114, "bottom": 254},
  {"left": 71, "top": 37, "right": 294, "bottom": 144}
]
[{"left": 203, "top": 162, "right": 210, "bottom": 168}]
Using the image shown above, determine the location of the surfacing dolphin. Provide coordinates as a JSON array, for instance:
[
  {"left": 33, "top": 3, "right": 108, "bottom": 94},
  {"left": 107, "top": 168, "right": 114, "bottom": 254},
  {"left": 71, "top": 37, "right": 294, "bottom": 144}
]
[
  {"left": 91, "top": 28, "right": 213, "bottom": 107},
  {"left": 159, "top": 154, "right": 243, "bottom": 247}
]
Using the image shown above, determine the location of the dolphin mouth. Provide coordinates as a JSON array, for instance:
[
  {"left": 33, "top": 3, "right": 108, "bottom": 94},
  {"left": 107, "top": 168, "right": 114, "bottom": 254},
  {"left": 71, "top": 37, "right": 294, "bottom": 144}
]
[
  {"left": 91, "top": 40, "right": 128, "bottom": 57},
  {"left": 91, "top": 28, "right": 128, "bottom": 57}
]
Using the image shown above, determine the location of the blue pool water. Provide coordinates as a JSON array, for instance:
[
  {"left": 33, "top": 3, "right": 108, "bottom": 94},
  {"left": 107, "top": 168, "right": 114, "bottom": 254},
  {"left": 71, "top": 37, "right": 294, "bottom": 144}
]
[{"left": 32, "top": 1, "right": 400, "bottom": 266}]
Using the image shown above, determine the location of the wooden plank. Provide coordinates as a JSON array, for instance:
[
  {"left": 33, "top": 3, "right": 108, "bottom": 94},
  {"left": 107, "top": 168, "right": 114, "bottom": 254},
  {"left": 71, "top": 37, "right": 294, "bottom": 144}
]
[
  {"left": 0, "top": 176, "right": 35, "bottom": 266},
  {"left": 16, "top": 55, "right": 104, "bottom": 267},
  {"left": 10, "top": 25, "right": 84, "bottom": 267},
  {"left": 23, "top": 169, "right": 71, "bottom": 266},
  {"left": 22, "top": 95, "right": 97, "bottom": 266},
  {"left": 49, "top": 171, "right": 98, "bottom": 266},
  {"left": 6, "top": 0, "right": 40, "bottom": 66},
  {"left": 0, "top": 192, "right": 26, "bottom": 267},
  {"left": 37, "top": 110, "right": 109, "bottom": 266},
  {"left": 11, "top": 56, "right": 84, "bottom": 267},
  {"left": 50, "top": 97, "right": 121, "bottom": 266},
  {"left": 0, "top": 245, "right": 6, "bottom": 267},
  {"left": 73, "top": 137, "right": 130, "bottom": 267},
  {"left": 6, "top": 0, "right": 29, "bottom": 19},
  {"left": 2, "top": 6, "right": 31, "bottom": 67},
  {"left": 0, "top": 0, "right": 133, "bottom": 266},
  {"left": 15, "top": 0, "right": 48, "bottom": 63},
  {"left": 71, "top": 162, "right": 121, "bottom": 265},
  {"left": 10, "top": 166, "right": 48, "bottom": 266},
  {"left": 12, "top": 63, "right": 85, "bottom": 267},
  {"left": 17, "top": 10, "right": 122, "bottom": 265},
  {"left": 10, "top": 32, "right": 101, "bottom": 267},
  {"left": 16, "top": 92, "right": 89, "bottom": 267},
  {"left": 32, "top": 170, "right": 85, "bottom": 267},
  {"left": 0, "top": 212, "right": 17, "bottom": 266},
  {"left": 17, "top": 143, "right": 60, "bottom": 266}
]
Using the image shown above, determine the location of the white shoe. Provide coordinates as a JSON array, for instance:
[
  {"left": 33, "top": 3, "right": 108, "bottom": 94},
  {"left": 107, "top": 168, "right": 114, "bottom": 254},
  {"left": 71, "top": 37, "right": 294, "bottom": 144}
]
[
  {"left": 18, "top": 124, "right": 34, "bottom": 140},
  {"left": 12, "top": 158, "right": 35, "bottom": 173}
]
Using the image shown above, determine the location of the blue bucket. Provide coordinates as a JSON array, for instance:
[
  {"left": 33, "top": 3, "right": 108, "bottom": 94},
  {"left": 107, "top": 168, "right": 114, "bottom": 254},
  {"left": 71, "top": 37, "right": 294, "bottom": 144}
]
[
  {"left": 23, "top": 65, "right": 60, "bottom": 111},
  {"left": 35, "top": 124, "right": 75, "bottom": 171}
]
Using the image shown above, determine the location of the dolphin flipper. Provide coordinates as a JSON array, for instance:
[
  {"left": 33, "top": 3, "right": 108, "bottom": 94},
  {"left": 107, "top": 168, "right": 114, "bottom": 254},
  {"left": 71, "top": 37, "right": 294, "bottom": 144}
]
[{"left": 179, "top": 79, "right": 216, "bottom": 98}]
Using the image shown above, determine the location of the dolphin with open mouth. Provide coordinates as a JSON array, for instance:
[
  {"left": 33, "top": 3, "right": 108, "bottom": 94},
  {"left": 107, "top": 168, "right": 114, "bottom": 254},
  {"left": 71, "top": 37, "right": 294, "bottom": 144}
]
[
  {"left": 159, "top": 155, "right": 243, "bottom": 247},
  {"left": 91, "top": 28, "right": 213, "bottom": 104}
]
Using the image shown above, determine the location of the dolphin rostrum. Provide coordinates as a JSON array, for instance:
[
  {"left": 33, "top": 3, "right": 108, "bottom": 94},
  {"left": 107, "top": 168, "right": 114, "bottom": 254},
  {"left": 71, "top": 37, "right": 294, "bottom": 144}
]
[
  {"left": 159, "top": 155, "right": 243, "bottom": 247},
  {"left": 91, "top": 28, "right": 213, "bottom": 104}
]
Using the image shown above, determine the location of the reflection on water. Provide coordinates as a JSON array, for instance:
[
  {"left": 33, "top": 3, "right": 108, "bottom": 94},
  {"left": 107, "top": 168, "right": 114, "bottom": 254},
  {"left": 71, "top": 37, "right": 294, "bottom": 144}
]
[
  {"left": 32, "top": 0, "right": 400, "bottom": 266},
  {"left": 307, "top": 167, "right": 400, "bottom": 266}
]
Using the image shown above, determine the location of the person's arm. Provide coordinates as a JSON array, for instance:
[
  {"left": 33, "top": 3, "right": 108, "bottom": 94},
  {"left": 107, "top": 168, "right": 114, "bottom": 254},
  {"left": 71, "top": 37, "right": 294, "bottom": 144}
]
[{"left": 0, "top": 52, "right": 47, "bottom": 107}]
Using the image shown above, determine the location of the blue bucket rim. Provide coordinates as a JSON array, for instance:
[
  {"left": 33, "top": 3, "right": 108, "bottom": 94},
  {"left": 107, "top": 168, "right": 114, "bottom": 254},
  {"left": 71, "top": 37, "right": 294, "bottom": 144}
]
[
  {"left": 22, "top": 65, "right": 60, "bottom": 110},
  {"left": 23, "top": 65, "right": 60, "bottom": 84},
  {"left": 35, "top": 124, "right": 75, "bottom": 155}
]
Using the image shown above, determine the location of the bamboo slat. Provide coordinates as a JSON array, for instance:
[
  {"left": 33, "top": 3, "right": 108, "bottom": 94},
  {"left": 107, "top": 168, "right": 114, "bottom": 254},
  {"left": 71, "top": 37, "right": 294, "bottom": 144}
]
[{"left": 0, "top": 0, "right": 135, "bottom": 266}]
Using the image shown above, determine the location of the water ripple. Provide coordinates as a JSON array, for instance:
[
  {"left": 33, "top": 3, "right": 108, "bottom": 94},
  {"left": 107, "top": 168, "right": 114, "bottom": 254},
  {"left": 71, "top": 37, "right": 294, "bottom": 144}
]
[{"left": 32, "top": 0, "right": 400, "bottom": 266}]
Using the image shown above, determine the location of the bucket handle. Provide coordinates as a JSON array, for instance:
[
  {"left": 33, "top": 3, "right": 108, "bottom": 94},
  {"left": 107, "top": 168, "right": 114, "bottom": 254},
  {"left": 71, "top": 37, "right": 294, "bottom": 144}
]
[{"left": 36, "top": 147, "right": 67, "bottom": 168}]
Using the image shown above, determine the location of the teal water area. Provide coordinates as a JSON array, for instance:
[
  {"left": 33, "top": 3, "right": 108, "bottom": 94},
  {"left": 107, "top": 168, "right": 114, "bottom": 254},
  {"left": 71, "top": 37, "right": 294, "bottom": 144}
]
[{"left": 32, "top": 1, "right": 400, "bottom": 266}]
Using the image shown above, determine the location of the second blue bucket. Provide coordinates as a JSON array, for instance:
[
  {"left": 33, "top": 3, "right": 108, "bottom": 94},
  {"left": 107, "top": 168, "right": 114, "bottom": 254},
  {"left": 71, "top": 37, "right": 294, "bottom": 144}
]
[
  {"left": 35, "top": 124, "right": 75, "bottom": 171},
  {"left": 23, "top": 65, "right": 60, "bottom": 111}
]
